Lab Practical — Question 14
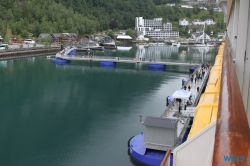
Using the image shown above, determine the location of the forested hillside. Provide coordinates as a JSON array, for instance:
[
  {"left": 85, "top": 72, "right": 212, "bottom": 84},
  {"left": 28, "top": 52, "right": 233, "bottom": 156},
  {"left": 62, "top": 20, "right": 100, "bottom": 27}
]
[
  {"left": 0, "top": 0, "right": 224, "bottom": 41},
  {"left": 0, "top": 0, "right": 157, "bottom": 39}
]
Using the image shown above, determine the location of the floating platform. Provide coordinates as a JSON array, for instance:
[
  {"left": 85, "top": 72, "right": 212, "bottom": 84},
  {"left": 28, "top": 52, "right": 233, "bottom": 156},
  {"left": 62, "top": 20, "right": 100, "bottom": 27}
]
[
  {"left": 189, "top": 66, "right": 197, "bottom": 73},
  {"left": 148, "top": 64, "right": 166, "bottom": 69},
  {"left": 100, "top": 61, "right": 116, "bottom": 66},
  {"left": 52, "top": 58, "right": 71, "bottom": 64},
  {"left": 129, "top": 133, "right": 166, "bottom": 166}
]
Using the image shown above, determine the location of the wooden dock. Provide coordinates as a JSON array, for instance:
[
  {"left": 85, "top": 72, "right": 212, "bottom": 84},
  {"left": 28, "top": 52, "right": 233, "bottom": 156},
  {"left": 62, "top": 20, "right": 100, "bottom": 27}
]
[{"left": 0, "top": 46, "right": 60, "bottom": 59}]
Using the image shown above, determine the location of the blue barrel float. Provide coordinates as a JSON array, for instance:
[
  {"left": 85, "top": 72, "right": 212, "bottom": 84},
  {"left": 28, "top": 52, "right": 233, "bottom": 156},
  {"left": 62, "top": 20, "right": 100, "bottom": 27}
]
[
  {"left": 148, "top": 64, "right": 166, "bottom": 70},
  {"left": 52, "top": 58, "right": 71, "bottom": 64},
  {"left": 100, "top": 61, "right": 116, "bottom": 67},
  {"left": 189, "top": 66, "right": 197, "bottom": 73}
]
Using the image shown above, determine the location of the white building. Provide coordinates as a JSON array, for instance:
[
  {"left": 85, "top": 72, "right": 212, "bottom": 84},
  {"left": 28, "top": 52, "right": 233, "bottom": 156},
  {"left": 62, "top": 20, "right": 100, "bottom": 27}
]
[
  {"left": 135, "top": 17, "right": 179, "bottom": 39},
  {"left": 135, "top": 17, "right": 162, "bottom": 32},
  {"left": 166, "top": 3, "right": 175, "bottom": 7},
  {"left": 145, "top": 31, "right": 179, "bottom": 40},
  {"left": 136, "top": 35, "right": 149, "bottom": 41},
  {"left": 179, "top": 18, "right": 189, "bottom": 26},
  {"left": 199, "top": 7, "right": 207, "bottom": 10},
  {"left": 163, "top": 23, "right": 172, "bottom": 31},
  {"left": 205, "top": 18, "right": 216, "bottom": 25},
  {"left": 213, "top": 7, "right": 222, "bottom": 12},
  {"left": 192, "top": 19, "right": 205, "bottom": 25},
  {"left": 180, "top": 5, "right": 193, "bottom": 9},
  {"left": 192, "top": 32, "right": 211, "bottom": 42}
]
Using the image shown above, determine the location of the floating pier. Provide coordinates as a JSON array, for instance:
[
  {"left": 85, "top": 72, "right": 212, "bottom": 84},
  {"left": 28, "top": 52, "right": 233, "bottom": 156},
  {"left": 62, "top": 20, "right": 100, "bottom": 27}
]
[
  {"left": 0, "top": 46, "right": 60, "bottom": 59},
  {"left": 129, "top": 65, "right": 211, "bottom": 165},
  {"left": 57, "top": 55, "right": 199, "bottom": 67}
]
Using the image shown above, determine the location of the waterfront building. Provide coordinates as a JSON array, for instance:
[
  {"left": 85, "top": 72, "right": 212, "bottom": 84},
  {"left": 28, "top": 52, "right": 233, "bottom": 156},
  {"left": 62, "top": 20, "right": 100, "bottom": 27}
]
[
  {"left": 163, "top": 23, "right": 172, "bottom": 31},
  {"left": 205, "top": 18, "right": 216, "bottom": 25},
  {"left": 135, "top": 17, "right": 179, "bottom": 39},
  {"left": 180, "top": 5, "right": 193, "bottom": 9},
  {"left": 192, "top": 19, "right": 205, "bottom": 25},
  {"left": 191, "top": 31, "right": 211, "bottom": 42},
  {"left": 179, "top": 18, "right": 189, "bottom": 26},
  {"left": 213, "top": 7, "right": 222, "bottom": 12},
  {"left": 166, "top": 3, "right": 175, "bottom": 7},
  {"left": 135, "top": 17, "right": 162, "bottom": 32},
  {"left": 199, "top": 7, "right": 207, "bottom": 10},
  {"left": 39, "top": 33, "right": 78, "bottom": 43},
  {"left": 145, "top": 31, "right": 179, "bottom": 40},
  {"left": 115, "top": 35, "right": 132, "bottom": 44},
  {"left": 136, "top": 35, "right": 149, "bottom": 41},
  {"left": 117, "top": 30, "right": 126, "bottom": 35}
]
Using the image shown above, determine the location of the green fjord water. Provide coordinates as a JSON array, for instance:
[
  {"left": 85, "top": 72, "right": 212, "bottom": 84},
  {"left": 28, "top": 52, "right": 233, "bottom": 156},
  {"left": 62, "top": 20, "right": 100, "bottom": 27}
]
[{"left": 0, "top": 46, "right": 217, "bottom": 166}]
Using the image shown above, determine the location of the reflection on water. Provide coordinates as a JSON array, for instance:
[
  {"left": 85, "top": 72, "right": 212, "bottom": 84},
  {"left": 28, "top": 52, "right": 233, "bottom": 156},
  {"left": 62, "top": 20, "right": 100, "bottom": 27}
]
[
  {"left": 88, "top": 45, "right": 217, "bottom": 64},
  {"left": 135, "top": 45, "right": 179, "bottom": 61},
  {"left": 27, "top": 57, "right": 36, "bottom": 63},
  {"left": 55, "top": 63, "right": 191, "bottom": 75},
  {"left": 134, "top": 45, "right": 216, "bottom": 63},
  {"left": 0, "top": 61, "right": 7, "bottom": 67},
  {"left": 117, "top": 46, "right": 132, "bottom": 51}
]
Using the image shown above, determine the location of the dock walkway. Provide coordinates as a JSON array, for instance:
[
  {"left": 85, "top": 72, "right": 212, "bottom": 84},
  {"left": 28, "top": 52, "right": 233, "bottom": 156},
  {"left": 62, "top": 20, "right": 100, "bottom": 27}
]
[
  {"left": 161, "top": 65, "right": 210, "bottom": 118},
  {"left": 0, "top": 46, "right": 60, "bottom": 60},
  {"left": 57, "top": 55, "right": 200, "bottom": 67}
]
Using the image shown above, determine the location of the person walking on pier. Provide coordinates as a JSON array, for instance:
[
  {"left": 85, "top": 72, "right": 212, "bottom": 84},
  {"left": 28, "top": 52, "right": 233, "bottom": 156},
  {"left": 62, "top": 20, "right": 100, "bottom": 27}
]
[
  {"left": 202, "top": 69, "right": 205, "bottom": 76},
  {"left": 197, "top": 86, "right": 200, "bottom": 93},
  {"left": 188, "top": 85, "right": 191, "bottom": 91}
]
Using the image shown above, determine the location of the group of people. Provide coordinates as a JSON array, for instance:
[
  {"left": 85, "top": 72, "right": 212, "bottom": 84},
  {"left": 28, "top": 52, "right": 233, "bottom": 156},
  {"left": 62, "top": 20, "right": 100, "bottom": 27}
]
[
  {"left": 183, "top": 85, "right": 191, "bottom": 91},
  {"left": 202, "top": 63, "right": 210, "bottom": 69},
  {"left": 191, "top": 63, "right": 210, "bottom": 83},
  {"left": 176, "top": 64, "right": 211, "bottom": 113},
  {"left": 176, "top": 95, "right": 193, "bottom": 112},
  {"left": 139, "top": 57, "right": 146, "bottom": 61}
]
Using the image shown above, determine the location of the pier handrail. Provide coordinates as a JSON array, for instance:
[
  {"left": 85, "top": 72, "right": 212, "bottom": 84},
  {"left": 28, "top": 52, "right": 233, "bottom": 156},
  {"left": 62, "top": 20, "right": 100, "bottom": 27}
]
[
  {"left": 160, "top": 149, "right": 172, "bottom": 166},
  {"left": 212, "top": 37, "right": 250, "bottom": 165},
  {"left": 192, "top": 66, "right": 211, "bottom": 106}
]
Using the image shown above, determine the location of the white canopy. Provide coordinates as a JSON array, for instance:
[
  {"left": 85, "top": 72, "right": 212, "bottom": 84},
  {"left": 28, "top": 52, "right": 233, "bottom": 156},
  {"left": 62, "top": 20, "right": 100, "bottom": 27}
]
[
  {"left": 116, "top": 35, "right": 132, "bottom": 40},
  {"left": 172, "top": 89, "right": 191, "bottom": 100}
]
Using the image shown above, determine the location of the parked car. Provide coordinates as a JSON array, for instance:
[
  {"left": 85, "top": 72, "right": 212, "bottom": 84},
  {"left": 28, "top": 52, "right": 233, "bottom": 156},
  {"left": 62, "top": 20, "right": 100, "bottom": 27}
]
[
  {"left": 24, "top": 39, "right": 35, "bottom": 44},
  {"left": 0, "top": 44, "right": 8, "bottom": 50}
]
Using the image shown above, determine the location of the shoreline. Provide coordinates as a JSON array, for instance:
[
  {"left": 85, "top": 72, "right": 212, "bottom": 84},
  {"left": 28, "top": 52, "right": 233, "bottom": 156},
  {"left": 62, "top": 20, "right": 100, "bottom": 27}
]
[{"left": 0, "top": 46, "right": 61, "bottom": 60}]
